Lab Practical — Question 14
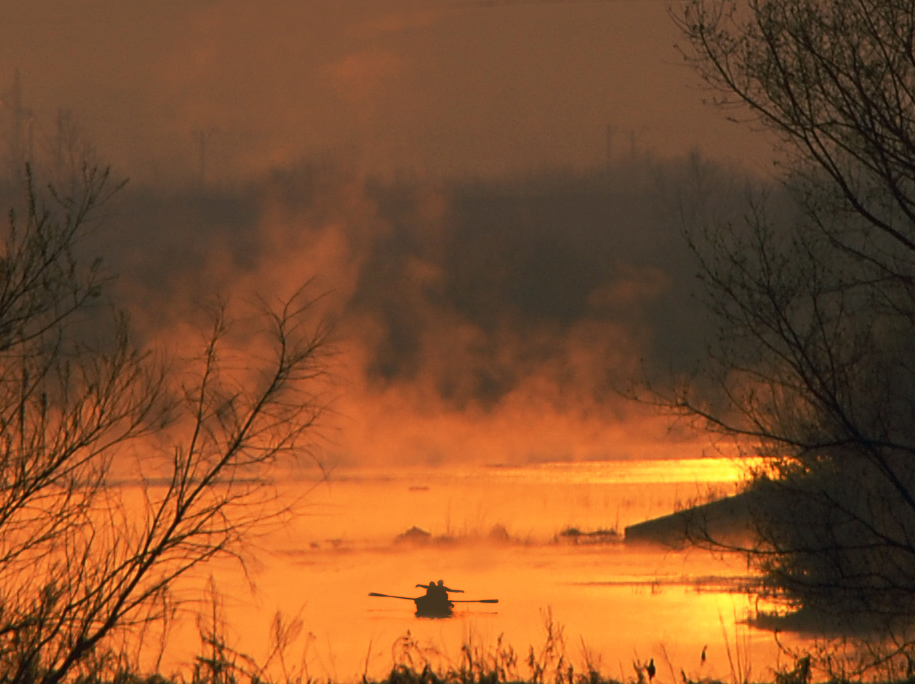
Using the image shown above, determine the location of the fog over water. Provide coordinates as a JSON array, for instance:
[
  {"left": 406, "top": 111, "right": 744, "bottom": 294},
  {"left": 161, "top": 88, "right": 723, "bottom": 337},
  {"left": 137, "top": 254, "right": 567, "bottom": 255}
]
[
  {"left": 0, "top": 3, "right": 805, "bottom": 680},
  {"left": 100, "top": 157, "right": 751, "bottom": 466},
  {"left": 0, "top": 1, "right": 779, "bottom": 466}
]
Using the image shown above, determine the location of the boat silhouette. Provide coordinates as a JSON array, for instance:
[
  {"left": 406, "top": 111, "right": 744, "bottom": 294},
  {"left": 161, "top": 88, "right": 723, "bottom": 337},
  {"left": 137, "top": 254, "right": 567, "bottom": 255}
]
[
  {"left": 369, "top": 591, "right": 498, "bottom": 618},
  {"left": 415, "top": 593, "right": 454, "bottom": 618}
]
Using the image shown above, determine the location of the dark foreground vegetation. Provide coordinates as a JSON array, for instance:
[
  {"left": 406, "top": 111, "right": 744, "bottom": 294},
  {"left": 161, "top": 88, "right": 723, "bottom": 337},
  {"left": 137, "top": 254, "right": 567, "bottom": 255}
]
[{"left": 60, "top": 607, "right": 911, "bottom": 684}]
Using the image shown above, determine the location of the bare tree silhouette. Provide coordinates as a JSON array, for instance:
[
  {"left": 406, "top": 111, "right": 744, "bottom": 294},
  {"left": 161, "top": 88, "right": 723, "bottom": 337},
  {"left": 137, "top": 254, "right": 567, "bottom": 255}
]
[
  {"left": 0, "top": 164, "right": 331, "bottom": 684},
  {"left": 667, "top": 0, "right": 915, "bottom": 630}
]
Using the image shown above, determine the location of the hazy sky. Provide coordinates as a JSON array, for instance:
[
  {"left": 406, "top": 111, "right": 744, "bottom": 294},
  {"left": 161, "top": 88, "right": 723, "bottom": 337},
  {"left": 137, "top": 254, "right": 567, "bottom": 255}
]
[
  {"left": 0, "top": 0, "right": 771, "bottom": 184},
  {"left": 0, "top": 1, "right": 772, "bottom": 466}
]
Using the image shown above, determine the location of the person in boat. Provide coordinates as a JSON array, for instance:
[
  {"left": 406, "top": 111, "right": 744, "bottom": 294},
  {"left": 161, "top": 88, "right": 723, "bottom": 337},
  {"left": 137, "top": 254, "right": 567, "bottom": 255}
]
[
  {"left": 415, "top": 580, "right": 463, "bottom": 601},
  {"left": 415, "top": 580, "right": 437, "bottom": 600},
  {"left": 414, "top": 579, "right": 463, "bottom": 616},
  {"left": 435, "top": 579, "right": 462, "bottom": 599}
]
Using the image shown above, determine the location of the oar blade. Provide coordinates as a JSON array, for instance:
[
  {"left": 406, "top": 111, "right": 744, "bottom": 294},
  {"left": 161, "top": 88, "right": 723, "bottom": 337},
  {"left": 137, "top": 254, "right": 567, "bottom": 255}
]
[{"left": 369, "top": 592, "right": 417, "bottom": 601}]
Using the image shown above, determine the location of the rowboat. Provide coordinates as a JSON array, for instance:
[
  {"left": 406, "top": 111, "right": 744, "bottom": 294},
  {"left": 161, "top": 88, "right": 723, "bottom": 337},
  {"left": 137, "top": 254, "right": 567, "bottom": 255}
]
[
  {"left": 369, "top": 591, "right": 498, "bottom": 618},
  {"left": 413, "top": 594, "right": 453, "bottom": 618}
]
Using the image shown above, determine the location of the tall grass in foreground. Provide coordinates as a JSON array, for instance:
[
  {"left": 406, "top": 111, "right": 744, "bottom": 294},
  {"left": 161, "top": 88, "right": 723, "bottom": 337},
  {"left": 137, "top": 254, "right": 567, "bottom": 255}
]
[{"left": 67, "top": 592, "right": 915, "bottom": 684}]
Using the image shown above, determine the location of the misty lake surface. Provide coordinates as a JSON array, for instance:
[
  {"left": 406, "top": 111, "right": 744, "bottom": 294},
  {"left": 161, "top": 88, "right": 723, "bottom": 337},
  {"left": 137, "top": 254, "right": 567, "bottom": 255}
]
[{"left": 168, "top": 459, "right": 810, "bottom": 682}]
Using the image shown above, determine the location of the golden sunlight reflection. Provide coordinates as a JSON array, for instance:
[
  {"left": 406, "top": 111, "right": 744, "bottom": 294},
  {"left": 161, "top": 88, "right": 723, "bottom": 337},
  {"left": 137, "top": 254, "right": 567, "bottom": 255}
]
[
  {"left": 135, "top": 458, "right": 807, "bottom": 683},
  {"left": 281, "top": 458, "right": 760, "bottom": 545}
]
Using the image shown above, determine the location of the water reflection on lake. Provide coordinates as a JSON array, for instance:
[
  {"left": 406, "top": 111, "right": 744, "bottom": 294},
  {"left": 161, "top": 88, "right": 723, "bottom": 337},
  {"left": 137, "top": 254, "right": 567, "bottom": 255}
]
[{"left": 170, "top": 460, "right": 808, "bottom": 683}]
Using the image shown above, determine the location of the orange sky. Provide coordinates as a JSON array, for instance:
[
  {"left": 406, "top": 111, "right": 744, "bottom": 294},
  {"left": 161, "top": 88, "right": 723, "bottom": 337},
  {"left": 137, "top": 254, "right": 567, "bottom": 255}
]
[
  {"left": 0, "top": 1, "right": 773, "bottom": 184},
  {"left": 0, "top": 1, "right": 762, "bottom": 466}
]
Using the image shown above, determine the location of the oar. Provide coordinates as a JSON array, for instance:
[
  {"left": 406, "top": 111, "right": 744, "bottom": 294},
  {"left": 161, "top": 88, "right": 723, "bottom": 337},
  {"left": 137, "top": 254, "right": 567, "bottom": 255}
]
[
  {"left": 369, "top": 593, "right": 498, "bottom": 604},
  {"left": 369, "top": 592, "right": 418, "bottom": 600}
]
